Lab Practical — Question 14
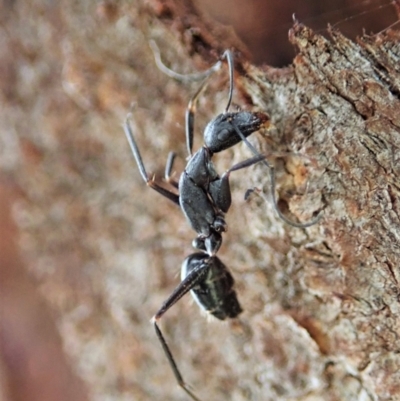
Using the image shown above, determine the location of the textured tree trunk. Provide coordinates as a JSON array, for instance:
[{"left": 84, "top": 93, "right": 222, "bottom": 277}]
[{"left": 1, "top": 1, "right": 399, "bottom": 401}]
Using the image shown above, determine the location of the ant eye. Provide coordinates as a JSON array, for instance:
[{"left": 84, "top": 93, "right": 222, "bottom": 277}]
[{"left": 217, "top": 128, "right": 230, "bottom": 142}]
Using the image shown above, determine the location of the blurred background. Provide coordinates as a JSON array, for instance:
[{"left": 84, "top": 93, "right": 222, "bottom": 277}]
[
  {"left": 195, "top": 0, "right": 398, "bottom": 64},
  {"left": 0, "top": 0, "right": 398, "bottom": 400}
]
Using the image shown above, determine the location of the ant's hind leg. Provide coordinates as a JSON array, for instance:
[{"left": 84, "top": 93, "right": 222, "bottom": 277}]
[
  {"left": 151, "top": 259, "right": 211, "bottom": 401},
  {"left": 153, "top": 323, "right": 202, "bottom": 401}
]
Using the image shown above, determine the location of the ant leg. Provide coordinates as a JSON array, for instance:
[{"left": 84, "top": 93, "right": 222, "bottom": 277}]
[
  {"left": 185, "top": 77, "right": 212, "bottom": 156},
  {"left": 244, "top": 187, "right": 260, "bottom": 201},
  {"left": 149, "top": 41, "right": 235, "bottom": 155},
  {"left": 152, "top": 258, "right": 211, "bottom": 401},
  {"left": 209, "top": 154, "right": 266, "bottom": 213},
  {"left": 150, "top": 41, "right": 235, "bottom": 156},
  {"left": 124, "top": 116, "right": 180, "bottom": 205},
  {"left": 165, "top": 152, "right": 179, "bottom": 189},
  {"left": 153, "top": 323, "right": 202, "bottom": 401},
  {"left": 186, "top": 50, "right": 234, "bottom": 156},
  {"left": 149, "top": 39, "right": 223, "bottom": 157},
  {"left": 268, "top": 165, "right": 322, "bottom": 228},
  {"left": 230, "top": 123, "right": 322, "bottom": 227},
  {"left": 228, "top": 153, "right": 266, "bottom": 173}
]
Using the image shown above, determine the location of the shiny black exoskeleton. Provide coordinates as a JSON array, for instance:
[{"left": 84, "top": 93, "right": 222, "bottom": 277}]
[
  {"left": 179, "top": 111, "right": 269, "bottom": 255},
  {"left": 181, "top": 253, "right": 242, "bottom": 320},
  {"left": 124, "top": 45, "right": 320, "bottom": 401}
]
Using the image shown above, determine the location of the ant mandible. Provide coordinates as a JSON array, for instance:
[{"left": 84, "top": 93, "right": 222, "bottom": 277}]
[{"left": 124, "top": 42, "right": 321, "bottom": 401}]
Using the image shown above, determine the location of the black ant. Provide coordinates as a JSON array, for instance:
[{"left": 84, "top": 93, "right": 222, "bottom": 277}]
[{"left": 123, "top": 43, "right": 321, "bottom": 401}]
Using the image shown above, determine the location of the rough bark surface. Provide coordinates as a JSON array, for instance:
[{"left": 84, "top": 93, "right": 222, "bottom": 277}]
[{"left": 1, "top": 1, "right": 399, "bottom": 401}]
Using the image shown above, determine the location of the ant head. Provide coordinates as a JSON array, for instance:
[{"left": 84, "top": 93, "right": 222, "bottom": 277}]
[{"left": 204, "top": 111, "right": 269, "bottom": 153}]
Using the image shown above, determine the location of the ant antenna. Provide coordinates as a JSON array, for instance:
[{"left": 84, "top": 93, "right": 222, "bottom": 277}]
[
  {"left": 231, "top": 124, "right": 322, "bottom": 228},
  {"left": 221, "top": 50, "right": 234, "bottom": 113},
  {"left": 150, "top": 41, "right": 321, "bottom": 227},
  {"left": 182, "top": 49, "right": 235, "bottom": 156},
  {"left": 149, "top": 40, "right": 222, "bottom": 83},
  {"left": 124, "top": 42, "right": 324, "bottom": 401},
  {"left": 149, "top": 40, "right": 234, "bottom": 110}
]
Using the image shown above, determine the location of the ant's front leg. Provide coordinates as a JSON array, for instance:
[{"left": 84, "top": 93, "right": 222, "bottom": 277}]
[
  {"left": 229, "top": 122, "right": 322, "bottom": 228},
  {"left": 149, "top": 40, "right": 230, "bottom": 158},
  {"left": 209, "top": 154, "right": 266, "bottom": 213},
  {"left": 185, "top": 50, "right": 235, "bottom": 157},
  {"left": 124, "top": 116, "right": 180, "bottom": 206}
]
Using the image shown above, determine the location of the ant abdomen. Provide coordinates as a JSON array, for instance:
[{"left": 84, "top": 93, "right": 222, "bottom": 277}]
[{"left": 181, "top": 253, "right": 243, "bottom": 320}]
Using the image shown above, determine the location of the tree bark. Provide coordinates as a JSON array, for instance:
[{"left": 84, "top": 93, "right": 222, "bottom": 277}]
[{"left": 1, "top": 1, "right": 399, "bottom": 401}]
